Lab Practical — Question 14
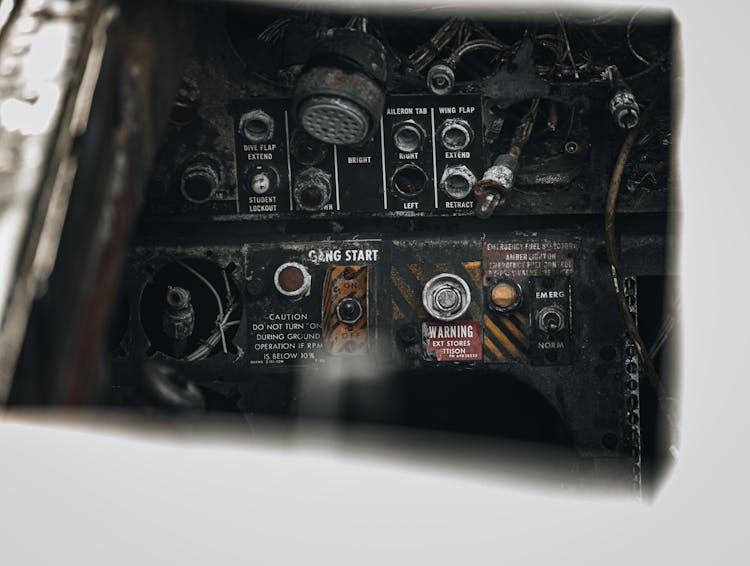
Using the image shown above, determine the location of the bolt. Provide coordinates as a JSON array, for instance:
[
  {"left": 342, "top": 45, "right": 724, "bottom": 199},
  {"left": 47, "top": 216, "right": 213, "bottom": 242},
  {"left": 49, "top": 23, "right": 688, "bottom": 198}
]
[
  {"left": 166, "top": 286, "right": 190, "bottom": 311},
  {"left": 435, "top": 287, "right": 459, "bottom": 310},
  {"left": 422, "top": 273, "right": 471, "bottom": 321},
  {"left": 398, "top": 323, "right": 420, "bottom": 345},
  {"left": 426, "top": 61, "right": 455, "bottom": 95}
]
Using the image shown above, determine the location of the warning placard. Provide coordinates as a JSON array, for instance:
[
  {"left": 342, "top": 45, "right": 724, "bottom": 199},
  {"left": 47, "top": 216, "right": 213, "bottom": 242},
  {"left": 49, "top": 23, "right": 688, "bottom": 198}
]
[
  {"left": 249, "top": 313, "right": 323, "bottom": 365},
  {"left": 483, "top": 239, "right": 576, "bottom": 279},
  {"left": 422, "top": 321, "right": 483, "bottom": 362}
]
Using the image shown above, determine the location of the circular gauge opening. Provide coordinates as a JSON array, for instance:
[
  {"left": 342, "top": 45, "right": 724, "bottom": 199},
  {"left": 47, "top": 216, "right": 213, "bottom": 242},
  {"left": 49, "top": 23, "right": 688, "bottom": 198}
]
[
  {"left": 293, "top": 168, "right": 332, "bottom": 211},
  {"left": 299, "top": 186, "right": 325, "bottom": 209},
  {"left": 440, "top": 165, "right": 476, "bottom": 200},
  {"left": 391, "top": 164, "right": 428, "bottom": 199},
  {"left": 239, "top": 109, "right": 274, "bottom": 143},
  {"left": 180, "top": 162, "right": 220, "bottom": 203},
  {"left": 439, "top": 119, "right": 473, "bottom": 151},
  {"left": 444, "top": 174, "right": 471, "bottom": 198},
  {"left": 290, "top": 128, "right": 328, "bottom": 165},
  {"left": 393, "top": 122, "right": 424, "bottom": 153}
]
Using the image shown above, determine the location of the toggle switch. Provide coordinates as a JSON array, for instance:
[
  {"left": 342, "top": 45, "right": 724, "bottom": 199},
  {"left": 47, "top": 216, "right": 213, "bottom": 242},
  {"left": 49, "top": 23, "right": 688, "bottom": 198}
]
[
  {"left": 536, "top": 305, "right": 565, "bottom": 334},
  {"left": 336, "top": 297, "right": 364, "bottom": 325},
  {"left": 321, "top": 265, "right": 369, "bottom": 355},
  {"left": 528, "top": 275, "right": 572, "bottom": 365}
]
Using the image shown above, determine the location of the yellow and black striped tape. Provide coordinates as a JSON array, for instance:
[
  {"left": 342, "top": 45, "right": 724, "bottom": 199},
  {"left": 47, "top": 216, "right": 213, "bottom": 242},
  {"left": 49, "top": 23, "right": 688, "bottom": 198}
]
[
  {"left": 482, "top": 311, "right": 529, "bottom": 362},
  {"left": 390, "top": 258, "right": 530, "bottom": 362}
]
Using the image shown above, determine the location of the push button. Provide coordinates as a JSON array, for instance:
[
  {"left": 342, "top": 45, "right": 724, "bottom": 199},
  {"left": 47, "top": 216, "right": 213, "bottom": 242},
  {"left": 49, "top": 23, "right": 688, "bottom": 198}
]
[
  {"left": 488, "top": 279, "right": 523, "bottom": 313},
  {"left": 274, "top": 262, "right": 311, "bottom": 300}
]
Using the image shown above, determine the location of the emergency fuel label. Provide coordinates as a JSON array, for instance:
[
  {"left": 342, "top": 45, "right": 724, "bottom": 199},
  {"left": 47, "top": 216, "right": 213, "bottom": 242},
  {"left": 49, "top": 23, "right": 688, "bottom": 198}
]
[
  {"left": 483, "top": 239, "right": 577, "bottom": 279},
  {"left": 422, "top": 321, "right": 483, "bottom": 362},
  {"left": 249, "top": 313, "right": 323, "bottom": 364}
]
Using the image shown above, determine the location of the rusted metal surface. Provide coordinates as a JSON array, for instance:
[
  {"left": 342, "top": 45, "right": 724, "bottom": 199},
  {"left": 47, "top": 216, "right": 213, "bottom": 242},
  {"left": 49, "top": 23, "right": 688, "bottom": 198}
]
[
  {"left": 0, "top": 0, "right": 105, "bottom": 402},
  {"left": 4, "top": 0, "right": 194, "bottom": 404},
  {"left": 321, "top": 265, "right": 369, "bottom": 355}
]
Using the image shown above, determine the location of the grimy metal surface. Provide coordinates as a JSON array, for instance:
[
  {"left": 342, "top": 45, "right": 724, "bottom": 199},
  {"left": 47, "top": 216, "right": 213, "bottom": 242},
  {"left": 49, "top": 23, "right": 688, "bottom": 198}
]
[
  {"left": 104, "top": 4, "right": 674, "bottom": 494},
  {"left": 0, "top": 0, "right": 107, "bottom": 401},
  {"left": 112, "top": 224, "right": 659, "bottom": 495},
  {"left": 4, "top": 1, "right": 194, "bottom": 404},
  {"left": 0, "top": 0, "right": 676, "bottom": 500},
  {"left": 139, "top": 7, "right": 672, "bottom": 224}
]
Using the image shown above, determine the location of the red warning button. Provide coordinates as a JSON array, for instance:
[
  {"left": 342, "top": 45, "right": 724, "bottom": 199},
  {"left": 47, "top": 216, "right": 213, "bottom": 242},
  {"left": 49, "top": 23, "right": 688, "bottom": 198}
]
[{"left": 422, "top": 321, "right": 483, "bottom": 362}]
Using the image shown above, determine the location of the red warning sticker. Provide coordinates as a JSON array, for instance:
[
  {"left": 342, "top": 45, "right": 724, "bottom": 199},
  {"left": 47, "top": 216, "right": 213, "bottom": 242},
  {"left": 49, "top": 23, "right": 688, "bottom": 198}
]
[{"left": 422, "top": 321, "right": 483, "bottom": 362}]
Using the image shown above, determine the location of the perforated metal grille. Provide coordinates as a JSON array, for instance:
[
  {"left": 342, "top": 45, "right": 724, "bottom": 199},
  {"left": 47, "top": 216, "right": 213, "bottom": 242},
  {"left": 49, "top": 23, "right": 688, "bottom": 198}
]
[{"left": 299, "top": 96, "right": 369, "bottom": 145}]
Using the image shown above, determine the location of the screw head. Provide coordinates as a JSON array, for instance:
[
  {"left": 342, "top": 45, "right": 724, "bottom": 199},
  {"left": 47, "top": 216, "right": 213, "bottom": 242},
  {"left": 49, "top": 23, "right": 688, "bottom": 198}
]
[{"left": 398, "top": 323, "right": 420, "bottom": 345}]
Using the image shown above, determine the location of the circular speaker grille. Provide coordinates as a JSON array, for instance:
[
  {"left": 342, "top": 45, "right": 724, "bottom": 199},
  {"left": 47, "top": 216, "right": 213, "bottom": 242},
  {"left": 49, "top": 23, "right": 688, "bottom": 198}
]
[{"left": 299, "top": 96, "right": 369, "bottom": 145}]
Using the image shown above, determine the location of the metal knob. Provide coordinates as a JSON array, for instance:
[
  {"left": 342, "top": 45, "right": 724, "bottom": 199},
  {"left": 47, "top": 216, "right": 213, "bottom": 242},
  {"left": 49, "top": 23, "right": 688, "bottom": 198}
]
[{"left": 422, "top": 273, "right": 471, "bottom": 321}]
